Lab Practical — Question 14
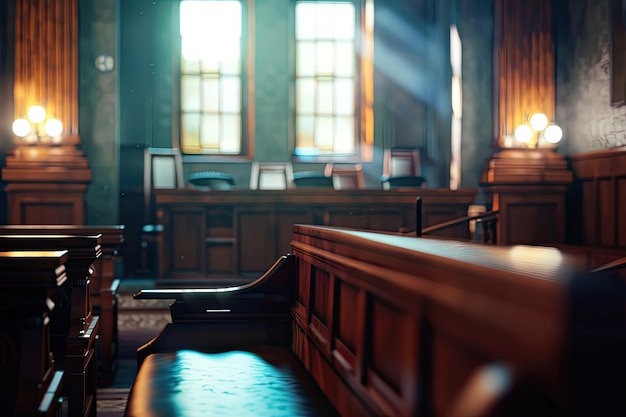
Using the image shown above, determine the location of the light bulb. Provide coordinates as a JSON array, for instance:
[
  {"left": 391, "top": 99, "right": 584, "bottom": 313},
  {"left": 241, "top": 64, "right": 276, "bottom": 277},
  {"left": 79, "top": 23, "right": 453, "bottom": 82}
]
[
  {"left": 514, "top": 124, "right": 533, "bottom": 143},
  {"left": 12, "top": 118, "right": 31, "bottom": 137},
  {"left": 28, "top": 105, "right": 46, "bottom": 123},
  {"left": 44, "top": 118, "right": 63, "bottom": 137},
  {"left": 544, "top": 124, "right": 563, "bottom": 144},
  {"left": 529, "top": 113, "right": 549, "bottom": 131}
]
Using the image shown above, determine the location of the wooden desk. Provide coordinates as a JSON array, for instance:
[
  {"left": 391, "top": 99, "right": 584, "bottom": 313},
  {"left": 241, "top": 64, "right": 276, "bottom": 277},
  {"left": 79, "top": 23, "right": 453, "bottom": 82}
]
[{"left": 154, "top": 188, "right": 476, "bottom": 282}]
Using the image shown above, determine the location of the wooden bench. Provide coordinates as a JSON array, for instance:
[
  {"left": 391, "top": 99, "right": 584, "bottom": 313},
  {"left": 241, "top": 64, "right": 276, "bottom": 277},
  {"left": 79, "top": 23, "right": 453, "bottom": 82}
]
[
  {"left": 0, "top": 234, "right": 102, "bottom": 417},
  {"left": 0, "top": 250, "right": 68, "bottom": 417},
  {"left": 124, "top": 225, "right": 626, "bottom": 416},
  {"left": 0, "top": 224, "right": 125, "bottom": 385}
]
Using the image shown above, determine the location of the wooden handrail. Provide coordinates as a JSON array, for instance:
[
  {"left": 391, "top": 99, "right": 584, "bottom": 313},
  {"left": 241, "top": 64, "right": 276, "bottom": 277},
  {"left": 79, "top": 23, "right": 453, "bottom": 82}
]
[
  {"left": 590, "top": 256, "right": 626, "bottom": 274},
  {"left": 421, "top": 210, "right": 500, "bottom": 235}
]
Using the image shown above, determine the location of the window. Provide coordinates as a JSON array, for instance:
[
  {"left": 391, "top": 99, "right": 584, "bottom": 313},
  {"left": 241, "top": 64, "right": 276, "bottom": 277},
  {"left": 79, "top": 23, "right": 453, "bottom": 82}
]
[
  {"left": 294, "top": 0, "right": 374, "bottom": 159},
  {"left": 179, "top": 1, "right": 244, "bottom": 154}
]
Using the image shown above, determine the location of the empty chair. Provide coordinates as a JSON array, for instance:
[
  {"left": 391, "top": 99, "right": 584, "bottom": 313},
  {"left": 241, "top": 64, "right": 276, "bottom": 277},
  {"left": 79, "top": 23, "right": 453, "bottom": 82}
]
[
  {"left": 324, "top": 163, "right": 365, "bottom": 190},
  {"left": 141, "top": 147, "right": 185, "bottom": 275},
  {"left": 250, "top": 162, "right": 295, "bottom": 190},
  {"left": 189, "top": 171, "right": 235, "bottom": 190},
  {"left": 381, "top": 147, "right": 426, "bottom": 189},
  {"left": 293, "top": 171, "right": 334, "bottom": 188}
]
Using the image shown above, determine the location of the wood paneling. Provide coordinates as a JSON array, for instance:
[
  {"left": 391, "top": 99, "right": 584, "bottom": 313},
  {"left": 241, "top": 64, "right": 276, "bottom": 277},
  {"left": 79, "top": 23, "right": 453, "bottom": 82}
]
[
  {"left": 569, "top": 147, "right": 626, "bottom": 248},
  {"left": 154, "top": 188, "right": 477, "bottom": 282}
]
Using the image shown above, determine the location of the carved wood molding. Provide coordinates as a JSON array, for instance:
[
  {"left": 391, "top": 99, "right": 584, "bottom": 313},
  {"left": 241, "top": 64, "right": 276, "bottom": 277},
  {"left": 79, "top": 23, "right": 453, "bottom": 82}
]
[{"left": 14, "top": 0, "right": 79, "bottom": 144}]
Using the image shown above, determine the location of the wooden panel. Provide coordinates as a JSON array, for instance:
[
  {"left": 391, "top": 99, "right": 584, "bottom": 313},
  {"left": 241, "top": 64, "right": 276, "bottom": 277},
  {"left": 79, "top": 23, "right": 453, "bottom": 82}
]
[
  {"left": 310, "top": 267, "right": 333, "bottom": 352},
  {"left": 333, "top": 279, "right": 364, "bottom": 380},
  {"left": 238, "top": 210, "right": 276, "bottom": 273},
  {"left": 170, "top": 210, "right": 205, "bottom": 273},
  {"left": 366, "top": 296, "right": 420, "bottom": 416},
  {"left": 569, "top": 148, "right": 626, "bottom": 248},
  {"left": 431, "top": 332, "right": 483, "bottom": 417},
  {"left": 581, "top": 181, "right": 597, "bottom": 246},
  {"left": 276, "top": 209, "right": 313, "bottom": 255},
  {"left": 619, "top": 178, "right": 626, "bottom": 247},
  {"left": 505, "top": 203, "right": 558, "bottom": 245}
]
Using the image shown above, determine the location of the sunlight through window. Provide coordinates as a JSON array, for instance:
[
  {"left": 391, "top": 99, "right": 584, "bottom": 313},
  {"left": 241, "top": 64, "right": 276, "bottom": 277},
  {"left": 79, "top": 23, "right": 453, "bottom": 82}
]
[{"left": 180, "top": 1, "right": 242, "bottom": 154}]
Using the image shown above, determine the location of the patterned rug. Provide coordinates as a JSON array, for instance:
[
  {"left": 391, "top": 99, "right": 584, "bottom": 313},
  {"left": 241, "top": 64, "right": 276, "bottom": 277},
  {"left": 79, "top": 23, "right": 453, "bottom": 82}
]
[
  {"left": 96, "top": 289, "right": 172, "bottom": 417},
  {"left": 97, "top": 388, "right": 130, "bottom": 417}
]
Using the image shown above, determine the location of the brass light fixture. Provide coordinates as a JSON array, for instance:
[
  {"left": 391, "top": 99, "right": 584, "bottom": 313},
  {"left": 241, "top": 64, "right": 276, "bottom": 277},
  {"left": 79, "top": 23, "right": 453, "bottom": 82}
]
[{"left": 12, "top": 105, "right": 63, "bottom": 144}]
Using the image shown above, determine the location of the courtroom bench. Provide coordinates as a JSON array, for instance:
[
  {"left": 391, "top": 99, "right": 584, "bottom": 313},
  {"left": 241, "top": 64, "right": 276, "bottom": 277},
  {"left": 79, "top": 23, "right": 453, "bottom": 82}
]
[
  {"left": 0, "top": 234, "right": 101, "bottom": 417},
  {"left": 0, "top": 224, "right": 125, "bottom": 386},
  {"left": 0, "top": 250, "right": 68, "bottom": 417},
  {"left": 123, "top": 226, "right": 626, "bottom": 417}
]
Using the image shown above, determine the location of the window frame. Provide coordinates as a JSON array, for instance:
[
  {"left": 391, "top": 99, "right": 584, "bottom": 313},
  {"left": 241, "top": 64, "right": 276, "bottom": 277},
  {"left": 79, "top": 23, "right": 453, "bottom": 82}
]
[
  {"left": 289, "top": 0, "right": 374, "bottom": 163},
  {"left": 173, "top": 0, "right": 255, "bottom": 161}
]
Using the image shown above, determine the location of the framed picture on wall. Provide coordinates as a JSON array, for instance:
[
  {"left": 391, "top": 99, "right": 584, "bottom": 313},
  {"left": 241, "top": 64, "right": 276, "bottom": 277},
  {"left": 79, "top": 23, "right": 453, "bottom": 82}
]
[{"left": 611, "top": 0, "right": 626, "bottom": 106}]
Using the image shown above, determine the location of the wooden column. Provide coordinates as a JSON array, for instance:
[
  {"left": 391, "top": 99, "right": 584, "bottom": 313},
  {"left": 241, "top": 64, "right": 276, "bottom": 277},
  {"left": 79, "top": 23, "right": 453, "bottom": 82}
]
[
  {"left": 2, "top": 0, "right": 90, "bottom": 225},
  {"left": 483, "top": 0, "right": 572, "bottom": 246}
]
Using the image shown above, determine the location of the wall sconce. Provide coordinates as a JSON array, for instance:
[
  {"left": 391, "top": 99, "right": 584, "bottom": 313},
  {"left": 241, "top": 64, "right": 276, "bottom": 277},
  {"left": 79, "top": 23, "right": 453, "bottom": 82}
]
[
  {"left": 513, "top": 112, "right": 562, "bottom": 149},
  {"left": 11, "top": 105, "right": 63, "bottom": 144}
]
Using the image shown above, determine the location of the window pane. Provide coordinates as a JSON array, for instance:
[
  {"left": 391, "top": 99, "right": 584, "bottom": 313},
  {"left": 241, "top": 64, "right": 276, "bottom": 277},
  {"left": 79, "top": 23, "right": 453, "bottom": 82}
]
[
  {"left": 180, "top": 1, "right": 244, "bottom": 155},
  {"left": 182, "top": 57, "right": 200, "bottom": 74},
  {"left": 334, "top": 4, "right": 355, "bottom": 39},
  {"left": 315, "top": 116, "right": 333, "bottom": 149},
  {"left": 294, "top": 1, "right": 365, "bottom": 157},
  {"left": 202, "top": 77, "right": 219, "bottom": 112},
  {"left": 296, "top": 79, "right": 315, "bottom": 114},
  {"left": 221, "top": 77, "right": 241, "bottom": 113},
  {"left": 335, "top": 79, "right": 354, "bottom": 115},
  {"left": 335, "top": 42, "right": 354, "bottom": 76},
  {"left": 297, "top": 43, "right": 315, "bottom": 77},
  {"left": 316, "top": 80, "right": 333, "bottom": 114},
  {"left": 181, "top": 113, "right": 200, "bottom": 147},
  {"left": 181, "top": 76, "right": 201, "bottom": 111},
  {"left": 201, "top": 114, "right": 219, "bottom": 148},
  {"left": 296, "top": 3, "right": 315, "bottom": 40},
  {"left": 221, "top": 115, "right": 241, "bottom": 153},
  {"left": 296, "top": 115, "right": 315, "bottom": 148},
  {"left": 334, "top": 116, "right": 355, "bottom": 153},
  {"left": 316, "top": 42, "right": 333, "bottom": 75},
  {"left": 315, "top": 4, "right": 335, "bottom": 39}
]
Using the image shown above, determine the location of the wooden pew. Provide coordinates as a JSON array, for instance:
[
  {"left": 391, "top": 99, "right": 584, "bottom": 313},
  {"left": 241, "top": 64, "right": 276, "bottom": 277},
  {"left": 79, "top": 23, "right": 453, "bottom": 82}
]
[
  {"left": 0, "top": 250, "right": 68, "bottom": 417},
  {"left": 124, "top": 225, "right": 625, "bottom": 416},
  {"left": 0, "top": 235, "right": 102, "bottom": 417},
  {"left": 0, "top": 224, "right": 125, "bottom": 385}
]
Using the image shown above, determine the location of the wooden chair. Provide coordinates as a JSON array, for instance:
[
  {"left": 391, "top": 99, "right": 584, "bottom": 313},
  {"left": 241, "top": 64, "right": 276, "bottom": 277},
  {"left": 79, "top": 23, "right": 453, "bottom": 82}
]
[
  {"left": 381, "top": 147, "right": 426, "bottom": 189},
  {"left": 141, "top": 147, "right": 185, "bottom": 275},
  {"left": 249, "top": 162, "right": 295, "bottom": 190},
  {"left": 324, "top": 163, "right": 365, "bottom": 189}
]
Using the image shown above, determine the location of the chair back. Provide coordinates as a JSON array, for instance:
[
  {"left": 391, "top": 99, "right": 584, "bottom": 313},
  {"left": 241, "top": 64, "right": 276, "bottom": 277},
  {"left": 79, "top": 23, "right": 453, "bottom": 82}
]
[
  {"left": 250, "top": 162, "right": 295, "bottom": 190},
  {"left": 324, "top": 163, "right": 365, "bottom": 190},
  {"left": 383, "top": 148, "right": 422, "bottom": 178},
  {"left": 144, "top": 147, "right": 184, "bottom": 222}
]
